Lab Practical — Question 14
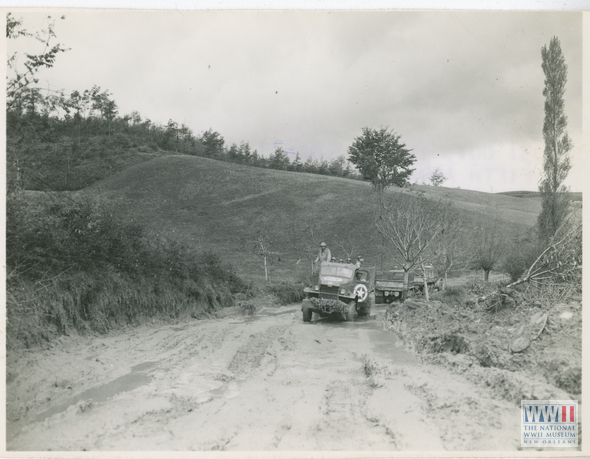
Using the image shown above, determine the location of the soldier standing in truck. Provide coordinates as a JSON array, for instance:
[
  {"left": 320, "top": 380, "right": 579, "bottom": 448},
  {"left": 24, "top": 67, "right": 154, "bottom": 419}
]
[{"left": 314, "top": 242, "right": 331, "bottom": 267}]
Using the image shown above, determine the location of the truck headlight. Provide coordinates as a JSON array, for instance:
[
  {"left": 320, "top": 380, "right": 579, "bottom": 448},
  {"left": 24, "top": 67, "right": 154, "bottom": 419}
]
[
  {"left": 314, "top": 285, "right": 319, "bottom": 291},
  {"left": 340, "top": 289, "right": 347, "bottom": 295}
]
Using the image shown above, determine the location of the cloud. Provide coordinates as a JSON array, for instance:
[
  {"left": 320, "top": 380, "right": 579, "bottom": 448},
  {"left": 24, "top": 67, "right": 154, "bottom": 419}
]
[{"left": 10, "top": 9, "right": 583, "bottom": 192}]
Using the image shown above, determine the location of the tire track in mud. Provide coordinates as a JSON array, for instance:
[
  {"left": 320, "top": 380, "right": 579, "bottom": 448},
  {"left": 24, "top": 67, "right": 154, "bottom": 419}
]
[
  {"left": 227, "top": 325, "right": 290, "bottom": 379},
  {"left": 314, "top": 379, "right": 398, "bottom": 450},
  {"left": 7, "top": 306, "right": 525, "bottom": 451}
]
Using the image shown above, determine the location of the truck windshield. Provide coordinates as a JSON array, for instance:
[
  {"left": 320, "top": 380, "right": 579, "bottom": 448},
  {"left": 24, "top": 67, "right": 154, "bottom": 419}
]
[
  {"left": 321, "top": 266, "right": 354, "bottom": 278},
  {"left": 389, "top": 271, "right": 405, "bottom": 281}
]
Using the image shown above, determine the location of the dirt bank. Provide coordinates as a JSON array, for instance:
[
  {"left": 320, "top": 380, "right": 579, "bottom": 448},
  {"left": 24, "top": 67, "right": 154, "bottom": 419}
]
[
  {"left": 384, "top": 286, "right": 582, "bottom": 451},
  {"left": 8, "top": 305, "right": 526, "bottom": 451}
]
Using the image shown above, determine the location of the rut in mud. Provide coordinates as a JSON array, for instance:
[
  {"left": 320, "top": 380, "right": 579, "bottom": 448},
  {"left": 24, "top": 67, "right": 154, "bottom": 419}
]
[{"left": 7, "top": 305, "right": 523, "bottom": 451}]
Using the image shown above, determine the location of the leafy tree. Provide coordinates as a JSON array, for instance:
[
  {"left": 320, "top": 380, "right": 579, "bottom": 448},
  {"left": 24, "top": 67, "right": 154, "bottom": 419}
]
[
  {"left": 130, "top": 111, "right": 142, "bottom": 126},
  {"left": 250, "top": 149, "right": 261, "bottom": 166},
  {"left": 165, "top": 119, "right": 179, "bottom": 151},
  {"left": 348, "top": 127, "right": 416, "bottom": 193},
  {"left": 91, "top": 88, "right": 118, "bottom": 137},
  {"left": 317, "top": 157, "right": 330, "bottom": 175},
  {"left": 303, "top": 156, "right": 318, "bottom": 174},
  {"left": 538, "top": 36, "right": 572, "bottom": 242},
  {"left": 6, "top": 14, "right": 70, "bottom": 191},
  {"left": 502, "top": 229, "right": 542, "bottom": 283},
  {"left": 226, "top": 143, "right": 240, "bottom": 162},
  {"left": 238, "top": 141, "right": 252, "bottom": 164},
  {"left": 290, "top": 152, "right": 303, "bottom": 172},
  {"left": 328, "top": 155, "right": 348, "bottom": 177},
  {"left": 429, "top": 168, "right": 447, "bottom": 187},
  {"left": 6, "top": 13, "right": 68, "bottom": 111},
  {"left": 270, "top": 147, "right": 291, "bottom": 170},
  {"left": 200, "top": 129, "right": 225, "bottom": 159}
]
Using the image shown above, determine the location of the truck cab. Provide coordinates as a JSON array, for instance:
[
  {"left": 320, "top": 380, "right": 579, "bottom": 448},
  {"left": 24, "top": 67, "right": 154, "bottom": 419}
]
[{"left": 374, "top": 267, "right": 413, "bottom": 304}]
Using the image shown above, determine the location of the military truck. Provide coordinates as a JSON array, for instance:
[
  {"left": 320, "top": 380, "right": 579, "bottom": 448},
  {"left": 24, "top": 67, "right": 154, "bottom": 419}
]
[
  {"left": 301, "top": 262, "right": 375, "bottom": 322},
  {"left": 375, "top": 265, "right": 441, "bottom": 303},
  {"left": 374, "top": 267, "right": 412, "bottom": 304},
  {"left": 412, "top": 265, "right": 441, "bottom": 293}
]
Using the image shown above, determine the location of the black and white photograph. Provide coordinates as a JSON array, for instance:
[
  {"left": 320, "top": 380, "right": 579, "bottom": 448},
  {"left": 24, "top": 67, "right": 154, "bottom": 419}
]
[{"left": 4, "top": 4, "right": 585, "bottom": 454}]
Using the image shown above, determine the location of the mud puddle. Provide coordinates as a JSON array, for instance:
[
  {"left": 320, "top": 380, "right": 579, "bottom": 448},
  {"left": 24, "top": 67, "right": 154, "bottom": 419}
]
[
  {"left": 229, "top": 306, "right": 299, "bottom": 324},
  {"left": 36, "top": 361, "right": 158, "bottom": 423},
  {"left": 317, "top": 310, "right": 419, "bottom": 365}
]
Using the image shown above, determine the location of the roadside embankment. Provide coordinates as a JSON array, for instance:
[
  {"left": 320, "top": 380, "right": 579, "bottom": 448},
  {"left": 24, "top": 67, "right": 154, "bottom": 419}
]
[{"left": 384, "top": 282, "right": 581, "bottom": 405}]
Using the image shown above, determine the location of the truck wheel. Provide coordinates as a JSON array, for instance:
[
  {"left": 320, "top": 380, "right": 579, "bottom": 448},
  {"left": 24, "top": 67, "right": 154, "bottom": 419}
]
[
  {"left": 302, "top": 299, "right": 313, "bottom": 322},
  {"left": 357, "top": 303, "right": 366, "bottom": 317},
  {"left": 344, "top": 300, "right": 356, "bottom": 321},
  {"left": 357, "top": 302, "right": 371, "bottom": 317},
  {"left": 302, "top": 306, "right": 312, "bottom": 322}
]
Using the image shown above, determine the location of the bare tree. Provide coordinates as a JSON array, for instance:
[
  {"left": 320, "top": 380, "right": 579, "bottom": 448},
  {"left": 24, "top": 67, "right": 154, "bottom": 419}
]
[
  {"left": 375, "top": 192, "right": 453, "bottom": 301},
  {"left": 434, "top": 216, "right": 471, "bottom": 290},
  {"left": 334, "top": 233, "right": 358, "bottom": 262},
  {"left": 284, "top": 221, "right": 321, "bottom": 275},
  {"left": 302, "top": 225, "right": 321, "bottom": 274},
  {"left": 470, "top": 212, "right": 505, "bottom": 282},
  {"left": 429, "top": 168, "right": 447, "bottom": 187},
  {"left": 252, "top": 235, "right": 279, "bottom": 282}
]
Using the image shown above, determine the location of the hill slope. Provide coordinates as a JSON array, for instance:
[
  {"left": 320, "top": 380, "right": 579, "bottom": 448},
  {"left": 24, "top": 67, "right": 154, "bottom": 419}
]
[{"left": 83, "top": 156, "right": 541, "bottom": 282}]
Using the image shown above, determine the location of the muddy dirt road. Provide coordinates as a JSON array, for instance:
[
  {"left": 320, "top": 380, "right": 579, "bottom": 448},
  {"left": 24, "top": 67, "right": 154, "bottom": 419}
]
[{"left": 7, "top": 305, "right": 523, "bottom": 451}]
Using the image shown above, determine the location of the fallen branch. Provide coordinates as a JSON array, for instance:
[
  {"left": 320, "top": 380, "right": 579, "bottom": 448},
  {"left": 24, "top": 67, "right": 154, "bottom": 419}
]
[{"left": 476, "top": 221, "right": 581, "bottom": 306}]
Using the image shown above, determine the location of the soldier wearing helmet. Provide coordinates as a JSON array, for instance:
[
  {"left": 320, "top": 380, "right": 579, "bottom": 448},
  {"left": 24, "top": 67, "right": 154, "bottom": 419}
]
[{"left": 314, "top": 242, "right": 331, "bottom": 266}]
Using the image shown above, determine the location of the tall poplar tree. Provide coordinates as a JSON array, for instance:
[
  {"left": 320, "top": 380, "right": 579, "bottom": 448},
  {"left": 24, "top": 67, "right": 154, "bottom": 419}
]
[{"left": 538, "top": 36, "right": 572, "bottom": 241}]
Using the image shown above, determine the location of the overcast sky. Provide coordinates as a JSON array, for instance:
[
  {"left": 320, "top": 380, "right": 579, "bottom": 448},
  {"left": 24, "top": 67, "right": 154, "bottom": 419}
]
[{"left": 8, "top": 9, "right": 584, "bottom": 193}]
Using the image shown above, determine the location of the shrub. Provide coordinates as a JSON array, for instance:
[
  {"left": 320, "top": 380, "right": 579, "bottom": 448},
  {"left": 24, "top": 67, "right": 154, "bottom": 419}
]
[
  {"left": 296, "top": 269, "right": 316, "bottom": 287},
  {"left": 502, "top": 235, "right": 543, "bottom": 282},
  {"left": 6, "top": 192, "right": 247, "bottom": 348},
  {"left": 266, "top": 280, "right": 306, "bottom": 305},
  {"left": 431, "top": 285, "right": 467, "bottom": 307}
]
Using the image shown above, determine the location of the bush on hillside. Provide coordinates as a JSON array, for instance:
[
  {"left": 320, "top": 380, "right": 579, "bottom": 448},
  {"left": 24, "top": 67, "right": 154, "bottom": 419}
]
[
  {"left": 266, "top": 280, "right": 306, "bottom": 305},
  {"left": 6, "top": 193, "right": 248, "bottom": 348}
]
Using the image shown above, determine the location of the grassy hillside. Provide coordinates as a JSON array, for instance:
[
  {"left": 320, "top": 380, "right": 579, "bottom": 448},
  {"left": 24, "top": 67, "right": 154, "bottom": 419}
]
[{"left": 80, "top": 156, "right": 542, "bottom": 283}]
